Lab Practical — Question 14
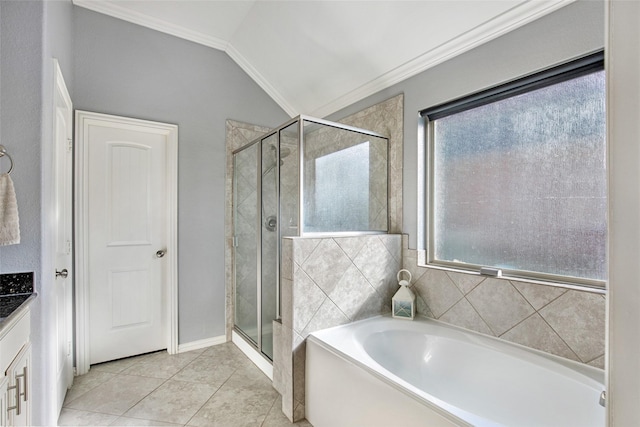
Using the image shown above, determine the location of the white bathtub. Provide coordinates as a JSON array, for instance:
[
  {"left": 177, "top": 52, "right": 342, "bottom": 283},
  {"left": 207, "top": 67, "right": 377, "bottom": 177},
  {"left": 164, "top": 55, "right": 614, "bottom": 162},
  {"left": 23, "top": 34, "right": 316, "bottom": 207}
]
[{"left": 305, "top": 315, "right": 605, "bottom": 427}]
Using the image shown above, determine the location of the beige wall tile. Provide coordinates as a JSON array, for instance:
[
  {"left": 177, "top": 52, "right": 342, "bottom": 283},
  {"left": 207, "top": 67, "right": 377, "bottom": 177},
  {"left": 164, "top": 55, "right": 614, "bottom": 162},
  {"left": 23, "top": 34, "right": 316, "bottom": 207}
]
[
  {"left": 501, "top": 313, "right": 580, "bottom": 362},
  {"left": 446, "top": 271, "right": 485, "bottom": 295},
  {"left": 588, "top": 355, "right": 605, "bottom": 370},
  {"left": 328, "top": 264, "right": 379, "bottom": 320},
  {"left": 281, "top": 238, "right": 294, "bottom": 281},
  {"left": 301, "top": 239, "right": 353, "bottom": 294},
  {"left": 352, "top": 237, "right": 400, "bottom": 299},
  {"left": 511, "top": 280, "right": 567, "bottom": 310},
  {"left": 280, "top": 277, "right": 293, "bottom": 329},
  {"left": 293, "top": 238, "right": 322, "bottom": 266},
  {"left": 466, "top": 278, "right": 535, "bottom": 335},
  {"left": 439, "top": 298, "right": 493, "bottom": 336},
  {"left": 292, "top": 269, "right": 327, "bottom": 333},
  {"left": 380, "top": 234, "right": 402, "bottom": 263},
  {"left": 413, "top": 268, "right": 464, "bottom": 318},
  {"left": 414, "top": 292, "right": 434, "bottom": 318},
  {"left": 539, "top": 290, "right": 606, "bottom": 363},
  {"left": 301, "top": 298, "right": 349, "bottom": 337},
  {"left": 334, "top": 236, "right": 368, "bottom": 260}
]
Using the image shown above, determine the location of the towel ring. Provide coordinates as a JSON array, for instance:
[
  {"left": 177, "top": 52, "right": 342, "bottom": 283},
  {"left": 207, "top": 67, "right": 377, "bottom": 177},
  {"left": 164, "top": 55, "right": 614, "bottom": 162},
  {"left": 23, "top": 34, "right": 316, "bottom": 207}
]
[{"left": 0, "top": 145, "right": 13, "bottom": 174}]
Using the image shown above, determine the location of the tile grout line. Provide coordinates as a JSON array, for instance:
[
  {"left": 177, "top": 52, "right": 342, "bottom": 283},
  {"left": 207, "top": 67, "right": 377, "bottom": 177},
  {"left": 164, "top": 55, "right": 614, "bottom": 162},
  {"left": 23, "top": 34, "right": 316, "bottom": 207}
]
[{"left": 181, "top": 351, "right": 241, "bottom": 427}]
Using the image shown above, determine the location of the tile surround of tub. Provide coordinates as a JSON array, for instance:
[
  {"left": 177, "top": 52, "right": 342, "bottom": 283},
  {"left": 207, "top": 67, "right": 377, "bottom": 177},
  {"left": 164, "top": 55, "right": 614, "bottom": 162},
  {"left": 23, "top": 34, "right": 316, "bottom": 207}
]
[
  {"left": 275, "top": 234, "right": 402, "bottom": 422},
  {"left": 401, "top": 235, "right": 606, "bottom": 368}
]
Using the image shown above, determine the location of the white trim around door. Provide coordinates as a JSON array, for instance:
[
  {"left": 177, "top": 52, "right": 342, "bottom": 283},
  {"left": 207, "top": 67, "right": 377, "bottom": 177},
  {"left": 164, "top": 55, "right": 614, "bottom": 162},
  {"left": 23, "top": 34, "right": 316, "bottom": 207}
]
[{"left": 74, "top": 111, "right": 178, "bottom": 375}]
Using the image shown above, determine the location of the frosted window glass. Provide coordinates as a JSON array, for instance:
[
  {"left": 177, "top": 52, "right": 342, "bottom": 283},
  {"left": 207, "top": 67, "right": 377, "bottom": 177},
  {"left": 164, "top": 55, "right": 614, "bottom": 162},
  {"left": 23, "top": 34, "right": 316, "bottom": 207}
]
[
  {"left": 433, "top": 71, "right": 606, "bottom": 281},
  {"left": 309, "top": 142, "right": 370, "bottom": 232}
]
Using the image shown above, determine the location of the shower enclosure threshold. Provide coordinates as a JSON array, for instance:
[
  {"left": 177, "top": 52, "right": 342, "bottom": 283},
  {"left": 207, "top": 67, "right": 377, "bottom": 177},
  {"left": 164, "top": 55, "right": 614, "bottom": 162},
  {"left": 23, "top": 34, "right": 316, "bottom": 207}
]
[{"left": 232, "top": 329, "right": 273, "bottom": 380}]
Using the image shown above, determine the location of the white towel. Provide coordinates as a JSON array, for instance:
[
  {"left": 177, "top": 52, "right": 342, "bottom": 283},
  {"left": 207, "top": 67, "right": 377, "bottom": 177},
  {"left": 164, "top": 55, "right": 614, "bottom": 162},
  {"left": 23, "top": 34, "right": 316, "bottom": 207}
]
[{"left": 0, "top": 173, "right": 20, "bottom": 246}]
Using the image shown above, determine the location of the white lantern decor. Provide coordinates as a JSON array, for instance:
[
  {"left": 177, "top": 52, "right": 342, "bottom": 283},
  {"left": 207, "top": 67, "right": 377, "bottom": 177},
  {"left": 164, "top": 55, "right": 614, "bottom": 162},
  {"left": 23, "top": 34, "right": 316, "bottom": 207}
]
[{"left": 392, "top": 269, "right": 415, "bottom": 320}]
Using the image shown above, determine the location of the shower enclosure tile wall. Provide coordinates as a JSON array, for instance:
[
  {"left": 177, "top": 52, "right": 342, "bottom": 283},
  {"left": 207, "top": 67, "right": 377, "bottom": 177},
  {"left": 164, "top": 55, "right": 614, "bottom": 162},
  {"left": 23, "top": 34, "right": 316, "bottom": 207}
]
[
  {"left": 274, "top": 234, "right": 402, "bottom": 422},
  {"left": 230, "top": 114, "right": 391, "bottom": 364},
  {"left": 225, "top": 95, "right": 404, "bottom": 422}
]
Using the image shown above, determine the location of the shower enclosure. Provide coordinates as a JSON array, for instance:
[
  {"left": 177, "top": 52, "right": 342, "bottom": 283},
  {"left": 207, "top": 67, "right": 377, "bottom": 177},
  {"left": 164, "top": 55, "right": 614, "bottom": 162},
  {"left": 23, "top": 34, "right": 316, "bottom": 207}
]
[{"left": 232, "top": 116, "right": 388, "bottom": 361}]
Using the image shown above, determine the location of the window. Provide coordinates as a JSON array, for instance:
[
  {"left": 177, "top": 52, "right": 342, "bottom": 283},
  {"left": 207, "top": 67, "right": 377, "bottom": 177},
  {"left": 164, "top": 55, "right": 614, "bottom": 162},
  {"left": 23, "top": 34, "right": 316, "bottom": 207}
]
[{"left": 420, "top": 52, "right": 606, "bottom": 287}]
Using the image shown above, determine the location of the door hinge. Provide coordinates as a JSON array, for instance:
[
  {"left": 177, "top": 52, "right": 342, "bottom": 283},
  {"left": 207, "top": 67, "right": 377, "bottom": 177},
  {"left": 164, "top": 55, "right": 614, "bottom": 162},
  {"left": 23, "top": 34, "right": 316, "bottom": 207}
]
[
  {"left": 67, "top": 138, "right": 73, "bottom": 152},
  {"left": 67, "top": 341, "right": 72, "bottom": 357},
  {"left": 66, "top": 240, "right": 71, "bottom": 255},
  {"left": 232, "top": 236, "right": 239, "bottom": 247}
]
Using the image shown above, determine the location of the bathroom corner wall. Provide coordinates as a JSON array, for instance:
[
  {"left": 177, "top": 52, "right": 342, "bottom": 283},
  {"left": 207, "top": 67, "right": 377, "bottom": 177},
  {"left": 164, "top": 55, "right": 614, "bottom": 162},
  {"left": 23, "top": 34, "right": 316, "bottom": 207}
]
[
  {"left": 274, "top": 234, "right": 402, "bottom": 421},
  {"left": 402, "top": 236, "right": 606, "bottom": 369}
]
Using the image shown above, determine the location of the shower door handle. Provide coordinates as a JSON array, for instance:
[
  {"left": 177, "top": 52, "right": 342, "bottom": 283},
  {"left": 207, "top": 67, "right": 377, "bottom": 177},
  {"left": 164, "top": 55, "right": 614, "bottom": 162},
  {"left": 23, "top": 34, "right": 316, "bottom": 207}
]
[{"left": 156, "top": 249, "right": 167, "bottom": 258}]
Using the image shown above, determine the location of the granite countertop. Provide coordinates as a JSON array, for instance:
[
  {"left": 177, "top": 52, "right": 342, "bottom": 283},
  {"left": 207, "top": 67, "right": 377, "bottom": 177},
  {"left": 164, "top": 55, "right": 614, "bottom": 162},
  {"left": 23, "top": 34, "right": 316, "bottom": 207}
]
[
  {"left": 0, "top": 294, "right": 33, "bottom": 319},
  {"left": 0, "top": 272, "right": 35, "bottom": 323}
]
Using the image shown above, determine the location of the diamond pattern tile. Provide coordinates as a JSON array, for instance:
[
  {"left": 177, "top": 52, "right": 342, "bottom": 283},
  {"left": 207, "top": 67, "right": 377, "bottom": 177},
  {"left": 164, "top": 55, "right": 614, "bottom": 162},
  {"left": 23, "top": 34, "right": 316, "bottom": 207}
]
[
  {"left": 292, "top": 269, "right": 326, "bottom": 334},
  {"left": 328, "top": 264, "right": 378, "bottom": 320},
  {"left": 539, "top": 290, "right": 605, "bottom": 363},
  {"left": 413, "top": 268, "right": 464, "bottom": 318},
  {"left": 301, "top": 239, "right": 352, "bottom": 295},
  {"left": 466, "top": 278, "right": 535, "bottom": 336},
  {"left": 501, "top": 313, "right": 580, "bottom": 361}
]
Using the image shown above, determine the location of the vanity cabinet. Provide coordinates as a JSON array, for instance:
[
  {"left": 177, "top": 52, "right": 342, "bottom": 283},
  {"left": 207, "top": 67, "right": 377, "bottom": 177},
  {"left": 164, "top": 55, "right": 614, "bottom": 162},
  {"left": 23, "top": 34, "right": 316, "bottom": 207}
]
[
  {"left": 0, "top": 376, "right": 7, "bottom": 426},
  {"left": 0, "top": 308, "right": 31, "bottom": 426},
  {"left": 5, "top": 343, "right": 30, "bottom": 426}
]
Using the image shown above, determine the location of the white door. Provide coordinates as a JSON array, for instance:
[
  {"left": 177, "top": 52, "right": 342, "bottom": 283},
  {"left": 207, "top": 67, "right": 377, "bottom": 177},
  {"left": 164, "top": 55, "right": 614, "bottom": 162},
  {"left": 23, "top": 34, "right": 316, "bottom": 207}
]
[
  {"left": 53, "top": 60, "right": 73, "bottom": 414},
  {"left": 77, "top": 112, "right": 177, "bottom": 365}
]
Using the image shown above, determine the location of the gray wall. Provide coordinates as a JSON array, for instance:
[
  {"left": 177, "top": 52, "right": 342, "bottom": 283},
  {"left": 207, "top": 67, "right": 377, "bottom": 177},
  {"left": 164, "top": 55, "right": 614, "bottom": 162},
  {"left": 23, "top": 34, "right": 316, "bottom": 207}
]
[
  {"left": 0, "top": 0, "right": 75, "bottom": 425},
  {"left": 327, "top": 0, "right": 605, "bottom": 248},
  {"left": 72, "top": 7, "right": 289, "bottom": 343},
  {"left": 0, "top": 0, "right": 44, "bottom": 275},
  {"left": 1, "top": 3, "right": 286, "bottom": 424}
]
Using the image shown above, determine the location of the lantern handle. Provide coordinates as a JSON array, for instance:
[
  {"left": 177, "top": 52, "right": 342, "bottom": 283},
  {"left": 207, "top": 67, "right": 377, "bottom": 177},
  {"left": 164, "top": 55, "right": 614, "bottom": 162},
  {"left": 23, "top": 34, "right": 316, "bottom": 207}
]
[{"left": 397, "top": 269, "right": 412, "bottom": 287}]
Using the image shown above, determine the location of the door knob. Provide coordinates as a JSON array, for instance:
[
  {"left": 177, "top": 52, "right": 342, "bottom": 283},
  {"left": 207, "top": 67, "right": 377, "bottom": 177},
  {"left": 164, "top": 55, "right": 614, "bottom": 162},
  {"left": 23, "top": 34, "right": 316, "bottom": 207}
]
[
  {"left": 55, "top": 269, "right": 68, "bottom": 279},
  {"left": 156, "top": 250, "right": 166, "bottom": 258}
]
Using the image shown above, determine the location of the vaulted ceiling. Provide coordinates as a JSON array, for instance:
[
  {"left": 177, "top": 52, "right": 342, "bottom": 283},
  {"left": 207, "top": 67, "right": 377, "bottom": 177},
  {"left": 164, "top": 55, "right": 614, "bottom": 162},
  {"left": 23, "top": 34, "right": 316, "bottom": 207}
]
[{"left": 73, "top": 0, "right": 574, "bottom": 118}]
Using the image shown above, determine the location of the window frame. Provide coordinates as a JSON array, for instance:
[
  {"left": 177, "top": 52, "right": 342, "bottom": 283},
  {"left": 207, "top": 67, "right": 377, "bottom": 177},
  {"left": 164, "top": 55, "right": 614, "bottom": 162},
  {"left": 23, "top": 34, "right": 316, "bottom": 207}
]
[{"left": 418, "top": 51, "right": 606, "bottom": 290}]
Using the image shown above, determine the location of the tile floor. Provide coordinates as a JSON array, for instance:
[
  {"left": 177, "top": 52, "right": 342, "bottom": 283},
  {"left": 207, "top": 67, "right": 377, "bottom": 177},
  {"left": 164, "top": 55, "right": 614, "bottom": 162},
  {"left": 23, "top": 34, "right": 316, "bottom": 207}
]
[{"left": 58, "top": 343, "right": 313, "bottom": 426}]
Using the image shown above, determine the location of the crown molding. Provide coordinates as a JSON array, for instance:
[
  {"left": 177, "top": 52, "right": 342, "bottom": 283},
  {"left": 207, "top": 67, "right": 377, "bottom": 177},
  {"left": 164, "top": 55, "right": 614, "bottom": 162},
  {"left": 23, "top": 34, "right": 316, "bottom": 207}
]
[
  {"left": 226, "top": 44, "right": 299, "bottom": 117},
  {"left": 73, "top": 0, "right": 575, "bottom": 120},
  {"left": 311, "top": 0, "right": 575, "bottom": 118},
  {"left": 73, "top": 0, "right": 229, "bottom": 51}
]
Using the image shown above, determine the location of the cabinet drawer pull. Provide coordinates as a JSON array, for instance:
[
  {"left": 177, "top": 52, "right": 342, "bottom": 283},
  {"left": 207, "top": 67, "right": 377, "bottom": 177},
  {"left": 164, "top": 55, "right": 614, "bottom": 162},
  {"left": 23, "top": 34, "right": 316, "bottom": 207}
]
[
  {"left": 7, "top": 379, "right": 21, "bottom": 416},
  {"left": 16, "top": 366, "right": 27, "bottom": 402}
]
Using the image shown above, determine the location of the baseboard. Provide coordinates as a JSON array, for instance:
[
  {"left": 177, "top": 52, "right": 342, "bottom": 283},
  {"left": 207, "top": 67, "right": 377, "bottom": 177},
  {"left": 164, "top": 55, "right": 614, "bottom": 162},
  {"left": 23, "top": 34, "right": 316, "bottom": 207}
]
[
  {"left": 232, "top": 330, "right": 273, "bottom": 380},
  {"left": 178, "top": 334, "right": 227, "bottom": 353}
]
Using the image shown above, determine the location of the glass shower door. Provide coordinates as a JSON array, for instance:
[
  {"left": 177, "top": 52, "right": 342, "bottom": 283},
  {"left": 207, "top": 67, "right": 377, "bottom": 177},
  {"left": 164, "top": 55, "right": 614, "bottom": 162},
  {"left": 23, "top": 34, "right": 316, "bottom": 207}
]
[{"left": 233, "top": 143, "right": 259, "bottom": 345}]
